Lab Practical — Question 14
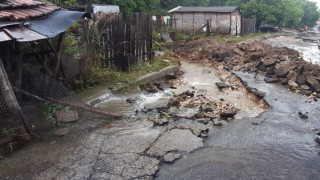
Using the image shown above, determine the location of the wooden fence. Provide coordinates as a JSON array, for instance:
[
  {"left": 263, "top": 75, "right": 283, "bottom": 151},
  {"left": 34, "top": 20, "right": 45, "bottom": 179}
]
[
  {"left": 94, "top": 13, "right": 152, "bottom": 71},
  {"left": 242, "top": 18, "right": 256, "bottom": 35}
]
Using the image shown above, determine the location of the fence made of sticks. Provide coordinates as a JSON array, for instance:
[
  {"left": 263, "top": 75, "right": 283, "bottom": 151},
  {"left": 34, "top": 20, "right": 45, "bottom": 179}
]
[{"left": 88, "top": 13, "right": 153, "bottom": 71}]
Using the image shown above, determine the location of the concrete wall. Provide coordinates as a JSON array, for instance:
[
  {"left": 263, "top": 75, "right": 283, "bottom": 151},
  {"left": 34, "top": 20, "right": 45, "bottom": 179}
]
[{"left": 172, "top": 11, "right": 241, "bottom": 35}]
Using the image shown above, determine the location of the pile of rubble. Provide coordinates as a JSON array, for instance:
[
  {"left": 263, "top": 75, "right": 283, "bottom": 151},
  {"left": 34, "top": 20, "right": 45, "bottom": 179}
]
[{"left": 169, "top": 38, "right": 320, "bottom": 98}]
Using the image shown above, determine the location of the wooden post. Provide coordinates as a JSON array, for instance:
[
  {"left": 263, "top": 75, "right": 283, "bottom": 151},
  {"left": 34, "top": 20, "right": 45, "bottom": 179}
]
[
  {"left": 0, "top": 59, "right": 31, "bottom": 134},
  {"left": 206, "top": 20, "right": 210, "bottom": 37}
]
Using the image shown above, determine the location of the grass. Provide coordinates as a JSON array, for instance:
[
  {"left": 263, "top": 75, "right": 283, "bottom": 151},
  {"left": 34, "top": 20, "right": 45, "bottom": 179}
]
[{"left": 213, "top": 33, "right": 264, "bottom": 43}]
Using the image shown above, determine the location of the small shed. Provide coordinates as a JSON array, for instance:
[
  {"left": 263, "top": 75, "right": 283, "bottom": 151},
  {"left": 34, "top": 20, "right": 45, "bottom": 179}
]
[{"left": 169, "top": 6, "right": 242, "bottom": 36}]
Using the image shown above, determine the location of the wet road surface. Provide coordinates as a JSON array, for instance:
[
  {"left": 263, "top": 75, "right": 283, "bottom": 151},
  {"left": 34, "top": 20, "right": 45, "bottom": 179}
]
[{"left": 156, "top": 72, "right": 320, "bottom": 179}]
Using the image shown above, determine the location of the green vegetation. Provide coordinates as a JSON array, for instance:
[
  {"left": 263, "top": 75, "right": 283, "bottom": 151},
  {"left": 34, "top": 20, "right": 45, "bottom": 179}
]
[
  {"left": 1, "top": 128, "right": 17, "bottom": 137},
  {"left": 227, "top": 0, "right": 320, "bottom": 29},
  {"left": 42, "top": 104, "right": 70, "bottom": 127}
]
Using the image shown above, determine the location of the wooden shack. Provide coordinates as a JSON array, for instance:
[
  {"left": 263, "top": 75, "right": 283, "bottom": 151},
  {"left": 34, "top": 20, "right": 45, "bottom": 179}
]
[{"left": 169, "top": 6, "right": 242, "bottom": 36}]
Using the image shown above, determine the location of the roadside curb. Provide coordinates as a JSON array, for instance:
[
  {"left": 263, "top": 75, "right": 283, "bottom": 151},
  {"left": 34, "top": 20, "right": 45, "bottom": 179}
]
[{"left": 87, "top": 65, "right": 180, "bottom": 107}]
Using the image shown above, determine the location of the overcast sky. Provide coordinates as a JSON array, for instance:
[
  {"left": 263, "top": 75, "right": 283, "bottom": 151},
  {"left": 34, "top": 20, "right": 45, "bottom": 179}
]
[{"left": 309, "top": 0, "right": 320, "bottom": 8}]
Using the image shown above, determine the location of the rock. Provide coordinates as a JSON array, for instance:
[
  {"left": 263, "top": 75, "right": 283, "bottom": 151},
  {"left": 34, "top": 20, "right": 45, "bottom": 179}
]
[
  {"left": 312, "top": 84, "right": 320, "bottom": 93},
  {"left": 264, "top": 77, "right": 280, "bottom": 83},
  {"left": 296, "top": 75, "right": 307, "bottom": 85},
  {"left": 176, "top": 123, "right": 191, "bottom": 129},
  {"left": 279, "top": 55, "right": 289, "bottom": 61},
  {"left": 263, "top": 58, "right": 277, "bottom": 67},
  {"left": 213, "top": 52, "right": 231, "bottom": 62},
  {"left": 170, "top": 86, "right": 177, "bottom": 89},
  {"left": 200, "top": 133, "right": 208, "bottom": 138},
  {"left": 52, "top": 128, "right": 70, "bottom": 137},
  {"left": 233, "top": 48, "right": 245, "bottom": 56},
  {"left": 266, "top": 68, "right": 275, "bottom": 75},
  {"left": 185, "top": 90, "right": 195, "bottom": 97},
  {"left": 306, "top": 76, "right": 320, "bottom": 92},
  {"left": 55, "top": 110, "right": 78, "bottom": 123},
  {"left": 162, "top": 59, "right": 170, "bottom": 63},
  {"left": 213, "top": 119, "right": 223, "bottom": 126},
  {"left": 171, "top": 100, "right": 180, "bottom": 107},
  {"left": 165, "top": 73, "right": 177, "bottom": 79},
  {"left": 154, "top": 81, "right": 169, "bottom": 90},
  {"left": 275, "top": 66, "right": 289, "bottom": 78},
  {"left": 257, "top": 62, "right": 267, "bottom": 72},
  {"left": 316, "top": 133, "right": 320, "bottom": 144},
  {"left": 215, "top": 82, "right": 231, "bottom": 89},
  {"left": 163, "top": 153, "right": 181, "bottom": 163},
  {"left": 191, "top": 128, "right": 202, "bottom": 137},
  {"left": 288, "top": 80, "right": 299, "bottom": 88},
  {"left": 126, "top": 98, "right": 135, "bottom": 104},
  {"left": 224, "top": 57, "right": 232, "bottom": 62},
  {"left": 196, "top": 118, "right": 210, "bottom": 124},
  {"left": 202, "top": 70, "right": 211, "bottom": 74},
  {"left": 203, "top": 107, "right": 213, "bottom": 113},
  {"left": 220, "top": 98, "right": 225, "bottom": 101},
  {"left": 299, "top": 114, "right": 308, "bottom": 120},
  {"left": 220, "top": 110, "right": 237, "bottom": 119},
  {"left": 281, "top": 78, "right": 289, "bottom": 85},
  {"left": 250, "top": 54, "right": 264, "bottom": 61},
  {"left": 300, "top": 85, "right": 310, "bottom": 90},
  {"left": 204, "top": 113, "right": 216, "bottom": 119},
  {"left": 150, "top": 118, "right": 169, "bottom": 126}
]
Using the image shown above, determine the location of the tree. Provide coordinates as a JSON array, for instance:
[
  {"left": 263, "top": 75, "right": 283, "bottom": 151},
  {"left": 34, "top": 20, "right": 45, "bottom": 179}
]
[
  {"left": 209, "top": 0, "right": 229, "bottom": 6},
  {"left": 227, "top": 0, "right": 317, "bottom": 29}
]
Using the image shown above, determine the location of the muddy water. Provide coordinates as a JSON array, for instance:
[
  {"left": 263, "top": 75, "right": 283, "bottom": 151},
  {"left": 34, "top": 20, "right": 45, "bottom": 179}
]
[
  {"left": 94, "top": 62, "right": 265, "bottom": 119},
  {"left": 156, "top": 72, "right": 320, "bottom": 180},
  {"left": 263, "top": 36, "right": 320, "bottom": 64}
]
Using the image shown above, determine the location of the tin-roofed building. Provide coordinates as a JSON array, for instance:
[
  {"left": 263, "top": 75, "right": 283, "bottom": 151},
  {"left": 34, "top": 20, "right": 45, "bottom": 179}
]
[{"left": 169, "top": 6, "right": 242, "bottom": 36}]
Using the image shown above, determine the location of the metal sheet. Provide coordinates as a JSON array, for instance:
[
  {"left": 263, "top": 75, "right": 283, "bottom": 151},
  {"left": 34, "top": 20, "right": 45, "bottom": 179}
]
[
  {"left": 28, "top": 10, "right": 90, "bottom": 38},
  {"left": 0, "top": 31, "right": 11, "bottom": 42},
  {"left": 4, "top": 27, "right": 46, "bottom": 42}
]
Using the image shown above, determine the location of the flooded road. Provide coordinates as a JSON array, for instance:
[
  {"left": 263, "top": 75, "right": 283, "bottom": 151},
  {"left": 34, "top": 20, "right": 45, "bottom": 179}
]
[
  {"left": 263, "top": 36, "right": 320, "bottom": 64},
  {"left": 156, "top": 72, "right": 320, "bottom": 179}
]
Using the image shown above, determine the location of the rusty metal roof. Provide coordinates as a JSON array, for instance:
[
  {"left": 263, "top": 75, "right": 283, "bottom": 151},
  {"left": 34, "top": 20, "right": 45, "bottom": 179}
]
[
  {"left": 0, "top": 0, "right": 61, "bottom": 21},
  {"left": 1, "top": 26, "right": 46, "bottom": 42}
]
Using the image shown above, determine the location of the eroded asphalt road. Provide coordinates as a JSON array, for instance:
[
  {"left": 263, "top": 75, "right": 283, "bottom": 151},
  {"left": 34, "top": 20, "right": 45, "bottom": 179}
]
[{"left": 1, "top": 62, "right": 320, "bottom": 179}]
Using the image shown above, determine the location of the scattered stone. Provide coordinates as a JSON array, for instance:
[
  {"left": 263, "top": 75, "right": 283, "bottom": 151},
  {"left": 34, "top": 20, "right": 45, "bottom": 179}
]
[
  {"left": 200, "top": 126, "right": 209, "bottom": 133},
  {"left": 316, "top": 133, "right": 320, "bottom": 144},
  {"left": 263, "top": 58, "right": 277, "bottom": 67},
  {"left": 306, "top": 76, "right": 320, "bottom": 93},
  {"left": 266, "top": 68, "right": 275, "bottom": 75},
  {"left": 281, "top": 78, "right": 289, "bottom": 85},
  {"left": 170, "top": 86, "right": 177, "bottom": 89},
  {"left": 154, "top": 81, "right": 169, "bottom": 90},
  {"left": 185, "top": 90, "right": 195, "bottom": 97},
  {"left": 250, "top": 54, "right": 263, "bottom": 61},
  {"left": 166, "top": 73, "right": 177, "bottom": 79},
  {"left": 203, "top": 107, "right": 213, "bottom": 113},
  {"left": 176, "top": 123, "right": 191, "bottom": 129},
  {"left": 233, "top": 48, "right": 245, "bottom": 56},
  {"left": 220, "top": 110, "right": 237, "bottom": 119},
  {"left": 191, "top": 128, "right": 202, "bottom": 137},
  {"left": 162, "top": 59, "right": 170, "bottom": 63},
  {"left": 213, "top": 52, "right": 231, "bottom": 62},
  {"left": 275, "top": 66, "right": 289, "bottom": 78},
  {"left": 126, "top": 98, "right": 135, "bottom": 104},
  {"left": 264, "top": 77, "right": 280, "bottom": 83},
  {"left": 296, "top": 75, "right": 307, "bottom": 85},
  {"left": 149, "top": 118, "right": 169, "bottom": 126},
  {"left": 196, "top": 118, "right": 209, "bottom": 124},
  {"left": 288, "top": 80, "right": 299, "bottom": 88},
  {"left": 312, "top": 84, "right": 320, "bottom": 93},
  {"left": 257, "top": 62, "right": 266, "bottom": 72},
  {"left": 215, "top": 82, "right": 231, "bottom": 89},
  {"left": 52, "top": 128, "right": 70, "bottom": 137},
  {"left": 55, "top": 110, "right": 78, "bottom": 123},
  {"left": 298, "top": 112, "right": 308, "bottom": 120},
  {"left": 200, "top": 133, "right": 208, "bottom": 138},
  {"left": 213, "top": 119, "right": 223, "bottom": 126},
  {"left": 171, "top": 100, "right": 180, "bottom": 107},
  {"left": 220, "top": 98, "right": 225, "bottom": 101},
  {"left": 300, "top": 85, "right": 310, "bottom": 90},
  {"left": 202, "top": 70, "right": 211, "bottom": 74},
  {"left": 163, "top": 153, "right": 181, "bottom": 163}
]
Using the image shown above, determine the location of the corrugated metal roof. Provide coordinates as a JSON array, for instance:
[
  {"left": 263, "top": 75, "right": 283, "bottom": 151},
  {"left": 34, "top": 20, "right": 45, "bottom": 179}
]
[
  {"left": 1, "top": 27, "right": 46, "bottom": 42},
  {"left": 93, "top": 4, "right": 119, "bottom": 13},
  {"left": 169, "top": 6, "right": 239, "bottom": 13},
  {"left": 0, "top": 0, "right": 61, "bottom": 21},
  {"left": 0, "top": 0, "right": 44, "bottom": 9}
]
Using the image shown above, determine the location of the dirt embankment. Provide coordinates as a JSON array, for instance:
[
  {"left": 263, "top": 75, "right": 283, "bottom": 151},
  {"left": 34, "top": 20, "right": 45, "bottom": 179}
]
[{"left": 168, "top": 37, "right": 320, "bottom": 99}]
